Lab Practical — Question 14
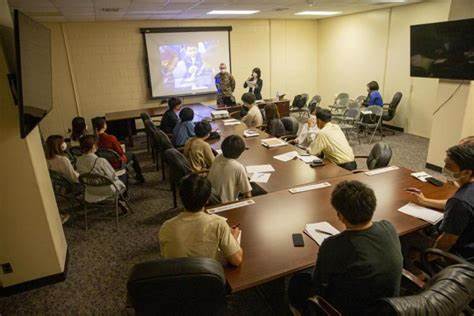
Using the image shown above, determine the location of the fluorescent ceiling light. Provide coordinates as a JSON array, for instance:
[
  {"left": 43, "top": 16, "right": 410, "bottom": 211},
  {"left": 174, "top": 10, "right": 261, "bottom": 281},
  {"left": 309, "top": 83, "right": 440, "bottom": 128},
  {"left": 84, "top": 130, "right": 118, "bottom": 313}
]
[
  {"left": 207, "top": 10, "right": 259, "bottom": 15},
  {"left": 295, "top": 11, "right": 341, "bottom": 16}
]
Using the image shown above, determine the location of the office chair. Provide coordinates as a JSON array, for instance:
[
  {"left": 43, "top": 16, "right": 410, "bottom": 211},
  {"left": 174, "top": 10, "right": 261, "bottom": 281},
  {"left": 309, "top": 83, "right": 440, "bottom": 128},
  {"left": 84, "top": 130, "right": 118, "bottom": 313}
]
[
  {"left": 127, "top": 257, "right": 228, "bottom": 316},
  {"left": 164, "top": 148, "right": 197, "bottom": 208},
  {"left": 330, "top": 93, "right": 350, "bottom": 121},
  {"left": 308, "top": 95, "right": 321, "bottom": 109},
  {"left": 354, "top": 95, "right": 367, "bottom": 107},
  {"left": 281, "top": 116, "right": 299, "bottom": 136},
  {"left": 49, "top": 169, "right": 83, "bottom": 212},
  {"left": 139, "top": 112, "right": 153, "bottom": 153},
  {"left": 356, "top": 105, "right": 383, "bottom": 144},
  {"left": 354, "top": 142, "right": 392, "bottom": 171},
  {"left": 382, "top": 92, "right": 402, "bottom": 135},
  {"left": 290, "top": 94, "right": 310, "bottom": 119},
  {"left": 338, "top": 107, "right": 361, "bottom": 143},
  {"left": 147, "top": 125, "right": 174, "bottom": 180},
  {"left": 306, "top": 263, "right": 474, "bottom": 316}
]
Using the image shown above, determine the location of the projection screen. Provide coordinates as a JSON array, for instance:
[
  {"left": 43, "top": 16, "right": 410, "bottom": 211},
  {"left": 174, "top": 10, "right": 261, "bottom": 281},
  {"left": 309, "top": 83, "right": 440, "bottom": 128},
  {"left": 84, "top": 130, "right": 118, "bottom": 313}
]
[{"left": 142, "top": 27, "right": 232, "bottom": 98}]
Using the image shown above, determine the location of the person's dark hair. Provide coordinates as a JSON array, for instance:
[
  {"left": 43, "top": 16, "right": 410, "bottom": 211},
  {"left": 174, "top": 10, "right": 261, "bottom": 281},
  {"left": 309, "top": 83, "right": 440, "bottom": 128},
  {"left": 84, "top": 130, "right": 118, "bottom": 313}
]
[
  {"left": 331, "top": 180, "right": 376, "bottom": 225},
  {"left": 241, "top": 92, "right": 256, "bottom": 105},
  {"left": 194, "top": 121, "right": 212, "bottom": 138},
  {"left": 179, "top": 107, "right": 194, "bottom": 122},
  {"left": 71, "top": 117, "right": 86, "bottom": 141},
  {"left": 316, "top": 109, "right": 332, "bottom": 122},
  {"left": 221, "top": 135, "right": 246, "bottom": 159},
  {"left": 45, "top": 135, "right": 65, "bottom": 159},
  {"left": 252, "top": 67, "right": 261, "bottom": 79},
  {"left": 367, "top": 81, "right": 379, "bottom": 91},
  {"left": 264, "top": 103, "right": 280, "bottom": 122},
  {"left": 168, "top": 97, "right": 182, "bottom": 110},
  {"left": 179, "top": 174, "right": 212, "bottom": 212},
  {"left": 446, "top": 143, "right": 474, "bottom": 172},
  {"left": 80, "top": 135, "right": 97, "bottom": 154},
  {"left": 93, "top": 117, "right": 106, "bottom": 132}
]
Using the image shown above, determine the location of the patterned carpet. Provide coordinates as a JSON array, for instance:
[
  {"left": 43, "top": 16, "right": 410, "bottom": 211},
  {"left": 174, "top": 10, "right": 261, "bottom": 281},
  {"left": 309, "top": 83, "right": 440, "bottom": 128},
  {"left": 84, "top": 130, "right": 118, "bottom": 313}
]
[{"left": 0, "top": 131, "right": 441, "bottom": 315}]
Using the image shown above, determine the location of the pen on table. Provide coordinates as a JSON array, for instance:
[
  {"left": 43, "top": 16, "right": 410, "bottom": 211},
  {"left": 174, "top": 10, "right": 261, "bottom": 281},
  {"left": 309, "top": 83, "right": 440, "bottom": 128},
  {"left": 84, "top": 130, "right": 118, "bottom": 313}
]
[
  {"left": 405, "top": 187, "right": 421, "bottom": 193},
  {"left": 315, "top": 229, "right": 334, "bottom": 236}
]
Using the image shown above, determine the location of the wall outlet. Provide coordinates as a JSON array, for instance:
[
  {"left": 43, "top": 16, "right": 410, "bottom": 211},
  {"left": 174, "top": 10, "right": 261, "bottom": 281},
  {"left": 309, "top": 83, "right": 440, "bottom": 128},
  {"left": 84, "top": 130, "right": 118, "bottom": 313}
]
[{"left": 1, "top": 262, "right": 13, "bottom": 274}]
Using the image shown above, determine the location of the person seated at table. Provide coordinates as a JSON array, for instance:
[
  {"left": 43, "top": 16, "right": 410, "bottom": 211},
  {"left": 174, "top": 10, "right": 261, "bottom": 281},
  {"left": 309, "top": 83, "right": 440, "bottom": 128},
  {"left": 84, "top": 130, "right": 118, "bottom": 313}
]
[
  {"left": 264, "top": 103, "right": 286, "bottom": 137},
  {"left": 294, "top": 104, "right": 320, "bottom": 147},
  {"left": 172, "top": 107, "right": 196, "bottom": 147},
  {"left": 307, "top": 109, "right": 356, "bottom": 170},
  {"left": 76, "top": 135, "right": 127, "bottom": 204},
  {"left": 208, "top": 135, "right": 252, "bottom": 203},
  {"left": 406, "top": 143, "right": 474, "bottom": 261},
  {"left": 159, "top": 174, "right": 243, "bottom": 266},
  {"left": 184, "top": 121, "right": 215, "bottom": 172},
  {"left": 288, "top": 180, "right": 403, "bottom": 315},
  {"left": 94, "top": 117, "right": 145, "bottom": 183},
  {"left": 70, "top": 116, "right": 88, "bottom": 147},
  {"left": 160, "top": 97, "right": 182, "bottom": 134},
  {"left": 241, "top": 92, "right": 263, "bottom": 129},
  {"left": 45, "top": 135, "right": 79, "bottom": 184},
  {"left": 363, "top": 81, "right": 383, "bottom": 107}
]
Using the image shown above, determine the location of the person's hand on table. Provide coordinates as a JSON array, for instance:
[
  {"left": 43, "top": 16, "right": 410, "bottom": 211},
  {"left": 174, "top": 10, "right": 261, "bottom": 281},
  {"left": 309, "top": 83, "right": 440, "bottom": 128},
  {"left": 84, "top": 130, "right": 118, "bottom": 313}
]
[{"left": 405, "top": 187, "right": 427, "bottom": 206}]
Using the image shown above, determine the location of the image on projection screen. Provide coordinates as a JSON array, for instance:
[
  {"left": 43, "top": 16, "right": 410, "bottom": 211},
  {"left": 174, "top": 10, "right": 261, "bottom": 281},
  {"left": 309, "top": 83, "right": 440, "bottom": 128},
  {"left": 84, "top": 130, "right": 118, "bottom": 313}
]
[{"left": 144, "top": 31, "right": 231, "bottom": 98}]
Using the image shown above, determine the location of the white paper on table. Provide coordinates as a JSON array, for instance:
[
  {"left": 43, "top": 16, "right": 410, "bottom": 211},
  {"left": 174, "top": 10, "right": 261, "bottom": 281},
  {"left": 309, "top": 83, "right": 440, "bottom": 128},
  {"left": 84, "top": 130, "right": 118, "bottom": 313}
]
[
  {"left": 246, "top": 164, "right": 275, "bottom": 173},
  {"left": 261, "top": 138, "right": 287, "bottom": 148},
  {"left": 365, "top": 166, "right": 399, "bottom": 176},
  {"left": 398, "top": 202, "right": 444, "bottom": 225},
  {"left": 223, "top": 119, "right": 241, "bottom": 126},
  {"left": 411, "top": 171, "right": 431, "bottom": 183},
  {"left": 249, "top": 172, "right": 271, "bottom": 183},
  {"left": 289, "top": 182, "right": 331, "bottom": 194},
  {"left": 206, "top": 199, "right": 256, "bottom": 214},
  {"left": 273, "top": 151, "right": 298, "bottom": 162},
  {"left": 304, "top": 222, "right": 340, "bottom": 246},
  {"left": 243, "top": 129, "right": 260, "bottom": 138},
  {"left": 297, "top": 155, "right": 321, "bottom": 164},
  {"left": 215, "top": 149, "right": 223, "bottom": 155}
]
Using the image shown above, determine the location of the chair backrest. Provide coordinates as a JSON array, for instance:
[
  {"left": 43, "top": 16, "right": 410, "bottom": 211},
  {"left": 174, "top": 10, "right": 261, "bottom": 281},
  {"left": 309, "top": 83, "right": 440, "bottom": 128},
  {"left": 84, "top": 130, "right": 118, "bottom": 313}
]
[
  {"left": 354, "top": 95, "right": 366, "bottom": 106},
  {"left": 335, "top": 93, "right": 349, "bottom": 106},
  {"left": 344, "top": 107, "right": 360, "bottom": 120},
  {"left": 385, "top": 92, "right": 403, "bottom": 120},
  {"left": 149, "top": 127, "right": 173, "bottom": 151},
  {"left": 292, "top": 94, "right": 309, "bottom": 109},
  {"left": 366, "top": 142, "right": 392, "bottom": 170},
  {"left": 163, "top": 148, "right": 192, "bottom": 185},
  {"left": 347, "top": 100, "right": 359, "bottom": 109},
  {"left": 96, "top": 148, "right": 122, "bottom": 169},
  {"left": 49, "top": 169, "right": 76, "bottom": 194},
  {"left": 140, "top": 112, "right": 151, "bottom": 124},
  {"left": 281, "top": 116, "right": 299, "bottom": 135},
  {"left": 78, "top": 172, "right": 114, "bottom": 187},
  {"left": 69, "top": 146, "right": 82, "bottom": 157},
  {"left": 309, "top": 95, "right": 322, "bottom": 108},
  {"left": 367, "top": 105, "right": 383, "bottom": 116},
  {"left": 374, "top": 264, "right": 474, "bottom": 316},
  {"left": 127, "top": 257, "right": 227, "bottom": 315}
]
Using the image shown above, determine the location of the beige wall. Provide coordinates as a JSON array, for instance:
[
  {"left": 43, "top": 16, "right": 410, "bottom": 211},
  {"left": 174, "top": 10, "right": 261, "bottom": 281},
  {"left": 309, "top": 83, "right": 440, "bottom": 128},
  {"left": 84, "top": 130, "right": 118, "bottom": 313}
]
[
  {"left": 40, "top": 19, "right": 318, "bottom": 136},
  {"left": 0, "top": 0, "right": 67, "bottom": 288},
  {"left": 317, "top": 0, "right": 452, "bottom": 137}
]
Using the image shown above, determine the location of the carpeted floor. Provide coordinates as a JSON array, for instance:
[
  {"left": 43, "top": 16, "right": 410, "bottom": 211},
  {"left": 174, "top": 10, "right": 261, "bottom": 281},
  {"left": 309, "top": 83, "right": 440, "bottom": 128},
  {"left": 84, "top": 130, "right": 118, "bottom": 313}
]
[{"left": 0, "top": 131, "right": 442, "bottom": 315}]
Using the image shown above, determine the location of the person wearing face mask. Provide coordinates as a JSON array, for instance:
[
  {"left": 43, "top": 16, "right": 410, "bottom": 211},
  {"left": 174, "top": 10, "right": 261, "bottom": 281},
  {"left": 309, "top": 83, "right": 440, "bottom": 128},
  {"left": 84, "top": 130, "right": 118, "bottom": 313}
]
[
  {"left": 307, "top": 109, "right": 356, "bottom": 170},
  {"left": 214, "top": 62, "right": 236, "bottom": 106},
  {"left": 45, "top": 135, "right": 79, "bottom": 184},
  {"left": 243, "top": 67, "right": 262, "bottom": 100},
  {"left": 406, "top": 143, "right": 474, "bottom": 260}
]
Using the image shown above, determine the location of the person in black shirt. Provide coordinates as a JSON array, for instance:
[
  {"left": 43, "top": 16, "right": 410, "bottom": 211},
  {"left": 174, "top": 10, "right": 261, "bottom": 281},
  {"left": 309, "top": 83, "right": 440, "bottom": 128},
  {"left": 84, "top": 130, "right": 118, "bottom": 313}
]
[
  {"left": 288, "top": 180, "right": 403, "bottom": 315},
  {"left": 160, "top": 97, "right": 182, "bottom": 134},
  {"left": 407, "top": 143, "right": 474, "bottom": 260},
  {"left": 243, "top": 67, "right": 263, "bottom": 100}
]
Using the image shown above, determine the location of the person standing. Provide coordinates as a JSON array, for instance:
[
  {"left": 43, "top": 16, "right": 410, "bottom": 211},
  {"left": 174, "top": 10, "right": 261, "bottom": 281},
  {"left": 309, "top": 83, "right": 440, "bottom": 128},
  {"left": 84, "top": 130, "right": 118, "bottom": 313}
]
[
  {"left": 214, "top": 63, "right": 236, "bottom": 106},
  {"left": 244, "top": 67, "right": 263, "bottom": 100}
]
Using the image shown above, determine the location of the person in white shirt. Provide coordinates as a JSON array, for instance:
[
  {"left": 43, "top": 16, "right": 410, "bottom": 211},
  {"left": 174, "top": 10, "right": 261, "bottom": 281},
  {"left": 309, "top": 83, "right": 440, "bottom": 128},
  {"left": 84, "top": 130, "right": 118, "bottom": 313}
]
[
  {"left": 294, "top": 105, "right": 320, "bottom": 147},
  {"left": 75, "top": 135, "right": 126, "bottom": 204},
  {"left": 207, "top": 135, "right": 252, "bottom": 203},
  {"left": 308, "top": 109, "right": 357, "bottom": 170},
  {"left": 241, "top": 92, "right": 263, "bottom": 129}
]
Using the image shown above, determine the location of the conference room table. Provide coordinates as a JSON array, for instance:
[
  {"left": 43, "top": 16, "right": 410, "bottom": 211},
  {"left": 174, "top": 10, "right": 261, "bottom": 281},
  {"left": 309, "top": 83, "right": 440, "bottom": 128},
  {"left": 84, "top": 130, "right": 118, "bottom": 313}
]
[{"left": 216, "top": 167, "right": 456, "bottom": 293}]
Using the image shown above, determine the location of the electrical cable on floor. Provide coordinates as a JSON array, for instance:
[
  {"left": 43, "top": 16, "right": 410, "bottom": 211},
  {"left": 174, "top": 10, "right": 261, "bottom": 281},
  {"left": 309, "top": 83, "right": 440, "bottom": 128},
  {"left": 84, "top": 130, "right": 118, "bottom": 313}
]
[{"left": 432, "top": 81, "right": 465, "bottom": 116}]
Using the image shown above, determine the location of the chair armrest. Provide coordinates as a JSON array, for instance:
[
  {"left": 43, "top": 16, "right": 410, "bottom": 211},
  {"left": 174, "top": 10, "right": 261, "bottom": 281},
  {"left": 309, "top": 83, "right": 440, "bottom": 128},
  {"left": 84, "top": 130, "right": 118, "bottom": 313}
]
[
  {"left": 352, "top": 169, "right": 368, "bottom": 174},
  {"left": 307, "top": 296, "right": 342, "bottom": 316},
  {"left": 354, "top": 155, "right": 369, "bottom": 159},
  {"left": 402, "top": 268, "right": 425, "bottom": 289},
  {"left": 422, "top": 248, "right": 470, "bottom": 276}
]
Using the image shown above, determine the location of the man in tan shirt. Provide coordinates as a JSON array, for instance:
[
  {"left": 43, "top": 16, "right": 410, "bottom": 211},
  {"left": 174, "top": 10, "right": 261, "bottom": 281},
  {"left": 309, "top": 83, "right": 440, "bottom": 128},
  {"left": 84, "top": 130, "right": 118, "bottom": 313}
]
[
  {"left": 184, "top": 121, "right": 215, "bottom": 172},
  {"left": 308, "top": 109, "right": 357, "bottom": 170},
  {"left": 159, "top": 174, "right": 243, "bottom": 266},
  {"left": 241, "top": 92, "right": 263, "bottom": 128}
]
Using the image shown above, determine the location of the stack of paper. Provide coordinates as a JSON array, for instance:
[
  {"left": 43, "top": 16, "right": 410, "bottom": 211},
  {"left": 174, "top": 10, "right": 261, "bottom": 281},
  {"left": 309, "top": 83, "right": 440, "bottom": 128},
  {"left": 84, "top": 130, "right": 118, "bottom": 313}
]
[
  {"left": 365, "top": 166, "right": 399, "bottom": 176},
  {"left": 243, "top": 129, "right": 260, "bottom": 138},
  {"left": 223, "top": 119, "right": 241, "bottom": 126},
  {"left": 261, "top": 138, "right": 287, "bottom": 148},
  {"left": 249, "top": 173, "right": 271, "bottom": 183},
  {"left": 246, "top": 165, "right": 275, "bottom": 173},
  {"left": 398, "top": 203, "right": 444, "bottom": 224},
  {"left": 304, "top": 222, "right": 340, "bottom": 246},
  {"left": 411, "top": 171, "right": 432, "bottom": 182},
  {"left": 273, "top": 151, "right": 298, "bottom": 162},
  {"left": 297, "top": 155, "right": 321, "bottom": 164},
  {"left": 211, "top": 110, "right": 229, "bottom": 119}
]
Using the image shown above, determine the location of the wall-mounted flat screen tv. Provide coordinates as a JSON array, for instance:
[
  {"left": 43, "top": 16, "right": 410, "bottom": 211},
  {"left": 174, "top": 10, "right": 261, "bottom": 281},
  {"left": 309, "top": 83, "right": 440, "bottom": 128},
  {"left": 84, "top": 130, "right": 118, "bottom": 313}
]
[{"left": 410, "top": 18, "right": 474, "bottom": 80}]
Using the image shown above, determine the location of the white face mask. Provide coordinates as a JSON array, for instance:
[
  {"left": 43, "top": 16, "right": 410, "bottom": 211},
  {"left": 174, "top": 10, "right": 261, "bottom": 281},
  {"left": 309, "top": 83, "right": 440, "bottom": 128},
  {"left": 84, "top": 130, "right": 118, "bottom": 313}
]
[
  {"left": 443, "top": 167, "right": 463, "bottom": 182},
  {"left": 60, "top": 142, "right": 67, "bottom": 151}
]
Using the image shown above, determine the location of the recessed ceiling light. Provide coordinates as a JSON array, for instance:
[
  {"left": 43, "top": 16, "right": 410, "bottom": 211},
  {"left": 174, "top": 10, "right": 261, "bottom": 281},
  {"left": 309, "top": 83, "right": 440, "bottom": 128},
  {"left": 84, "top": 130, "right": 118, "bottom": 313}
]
[
  {"left": 295, "top": 11, "right": 341, "bottom": 16},
  {"left": 207, "top": 10, "right": 259, "bottom": 15}
]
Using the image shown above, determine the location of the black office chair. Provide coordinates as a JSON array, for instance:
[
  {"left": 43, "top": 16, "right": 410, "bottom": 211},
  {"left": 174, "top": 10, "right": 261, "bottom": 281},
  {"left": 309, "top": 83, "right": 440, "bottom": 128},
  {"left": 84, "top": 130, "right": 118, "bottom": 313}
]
[
  {"left": 127, "top": 257, "right": 228, "bottom": 316},
  {"left": 306, "top": 263, "right": 474, "bottom": 316},
  {"left": 354, "top": 142, "right": 392, "bottom": 171},
  {"left": 382, "top": 92, "right": 402, "bottom": 135},
  {"left": 140, "top": 112, "right": 153, "bottom": 153},
  {"left": 290, "top": 94, "right": 310, "bottom": 119},
  {"left": 308, "top": 95, "right": 321, "bottom": 110},
  {"left": 149, "top": 126, "right": 174, "bottom": 181},
  {"left": 164, "top": 148, "right": 195, "bottom": 208},
  {"left": 281, "top": 116, "right": 299, "bottom": 136}
]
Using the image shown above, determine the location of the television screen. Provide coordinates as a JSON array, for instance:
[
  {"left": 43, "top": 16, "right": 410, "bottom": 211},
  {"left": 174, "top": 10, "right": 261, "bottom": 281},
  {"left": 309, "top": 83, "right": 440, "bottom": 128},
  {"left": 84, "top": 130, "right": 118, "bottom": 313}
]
[
  {"left": 14, "top": 10, "right": 52, "bottom": 138},
  {"left": 410, "top": 18, "right": 474, "bottom": 80}
]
